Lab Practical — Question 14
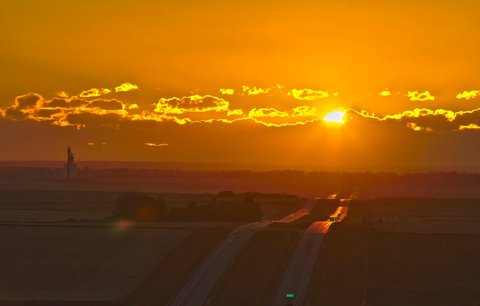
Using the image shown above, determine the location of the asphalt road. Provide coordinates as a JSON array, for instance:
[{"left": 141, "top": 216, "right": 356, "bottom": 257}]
[
  {"left": 271, "top": 200, "right": 350, "bottom": 306},
  {"left": 276, "top": 199, "right": 318, "bottom": 223},
  {"left": 167, "top": 199, "right": 318, "bottom": 306}
]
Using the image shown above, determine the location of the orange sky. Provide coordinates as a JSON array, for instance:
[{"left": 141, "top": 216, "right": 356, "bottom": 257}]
[{"left": 1, "top": 1, "right": 480, "bottom": 171}]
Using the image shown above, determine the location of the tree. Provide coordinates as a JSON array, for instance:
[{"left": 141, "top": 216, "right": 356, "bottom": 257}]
[
  {"left": 242, "top": 196, "right": 263, "bottom": 221},
  {"left": 217, "top": 190, "right": 235, "bottom": 197}
]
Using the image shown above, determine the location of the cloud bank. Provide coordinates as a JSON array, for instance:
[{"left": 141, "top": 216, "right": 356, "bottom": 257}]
[{"left": 2, "top": 83, "right": 480, "bottom": 132}]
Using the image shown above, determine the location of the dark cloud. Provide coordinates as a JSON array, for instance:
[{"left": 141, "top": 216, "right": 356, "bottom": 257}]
[
  {"left": 155, "top": 95, "right": 229, "bottom": 114},
  {"left": 46, "top": 98, "right": 88, "bottom": 108},
  {"left": 88, "top": 99, "right": 124, "bottom": 110},
  {"left": 348, "top": 108, "right": 480, "bottom": 132},
  {"left": 35, "top": 108, "right": 62, "bottom": 119},
  {"left": 399, "top": 115, "right": 455, "bottom": 131},
  {"left": 4, "top": 108, "right": 26, "bottom": 120},
  {"left": 454, "top": 110, "right": 480, "bottom": 127},
  {"left": 13, "top": 93, "right": 42, "bottom": 109},
  {"left": 64, "top": 112, "right": 124, "bottom": 127}
]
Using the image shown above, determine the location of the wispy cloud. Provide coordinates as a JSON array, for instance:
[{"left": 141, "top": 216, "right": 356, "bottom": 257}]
[
  {"left": 288, "top": 88, "right": 329, "bottom": 101},
  {"left": 292, "top": 105, "right": 318, "bottom": 117},
  {"left": 351, "top": 108, "right": 476, "bottom": 122},
  {"left": 87, "top": 142, "right": 107, "bottom": 146},
  {"left": 405, "top": 122, "right": 431, "bottom": 132},
  {"left": 219, "top": 88, "right": 234, "bottom": 95},
  {"left": 55, "top": 91, "right": 69, "bottom": 98},
  {"left": 407, "top": 90, "right": 435, "bottom": 102},
  {"left": 115, "top": 82, "right": 139, "bottom": 92},
  {"left": 378, "top": 89, "right": 391, "bottom": 97},
  {"left": 153, "top": 95, "right": 230, "bottom": 115},
  {"left": 227, "top": 109, "right": 243, "bottom": 116},
  {"left": 456, "top": 90, "right": 480, "bottom": 100},
  {"left": 459, "top": 123, "right": 480, "bottom": 130},
  {"left": 242, "top": 85, "right": 270, "bottom": 95},
  {"left": 248, "top": 108, "right": 289, "bottom": 118},
  {"left": 75, "top": 82, "right": 138, "bottom": 98},
  {"left": 79, "top": 88, "right": 112, "bottom": 98},
  {"left": 144, "top": 142, "right": 169, "bottom": 147}
]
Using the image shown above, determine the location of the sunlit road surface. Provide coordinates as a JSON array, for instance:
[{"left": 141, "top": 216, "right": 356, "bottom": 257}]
[
  {"left": 276, "top": 199, "right": 318, "bottom": 223},
  {"left": 167, "top": 199, "right": 318, "bottom": 306},
  {"left": 271, "top": 200, "right": 350, "bottom": 306}
]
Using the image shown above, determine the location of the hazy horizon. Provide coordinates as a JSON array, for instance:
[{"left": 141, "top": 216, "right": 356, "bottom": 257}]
[{"left": 3, "top": 159, "right": 480, "bottom": 174}]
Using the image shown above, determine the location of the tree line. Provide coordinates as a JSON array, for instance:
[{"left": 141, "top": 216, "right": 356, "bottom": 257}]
[{"left": 114, "top": 191, "right": 262, "bottom": 222}]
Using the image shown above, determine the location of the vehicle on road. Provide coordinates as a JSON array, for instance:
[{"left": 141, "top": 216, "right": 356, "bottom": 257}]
[{"left": 285, "top": 293, "right": 295, "bottom": 306}]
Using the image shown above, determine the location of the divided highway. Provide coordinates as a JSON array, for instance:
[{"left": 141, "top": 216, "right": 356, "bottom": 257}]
[
  {"left": 167, "top": 199, "right": 318, "bottom": 306},
  {"left": 271, "top": 199, "right": 350, "bottom": 306},
  {"left": 275, "top": 200, "right": 318, "bottom": 223}
]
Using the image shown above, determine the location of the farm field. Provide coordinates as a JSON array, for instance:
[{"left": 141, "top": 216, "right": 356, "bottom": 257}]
[
  {"left": 0, "top": 225, "right": 190, "bottom": 302},
  {"left": 0, "top": 189, "right": 302, "bottom": 304},
  {"left": 307, "top": 198, "right": 480, "bottom": 306},
  {"left": 0, "top": 190, "right": 301, "bottom": 223},
  {"left": 307, "top": 231, "right": 480, "bottom": 306},
  {"left": 342, "top": 198, "right": 480, "bottom": 234},
  {"left": 0, "top": 190, "right": 119, "bottom": 222}
]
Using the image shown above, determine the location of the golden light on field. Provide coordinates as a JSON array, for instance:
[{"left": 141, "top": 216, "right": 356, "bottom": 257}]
[{"left": 323, "top": 110, "right": 346, "bottom": 124}]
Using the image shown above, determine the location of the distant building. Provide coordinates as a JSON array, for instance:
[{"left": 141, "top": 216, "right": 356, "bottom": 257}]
[
  {"left": 21, "top": 167, "right": 63, "bottom": 180},
  {"left": 64, "top": 146, "right": 78, "bottom": 180},
  {"left": 15, "top": 147, "right": 79, "bottom": 180}
]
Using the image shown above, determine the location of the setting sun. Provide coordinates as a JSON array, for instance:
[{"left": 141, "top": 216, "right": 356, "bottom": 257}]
[
  {"left": 1, "top": 1, "right": 480, "bottom": 170},
  {"left": 323, "top": 110, "right": 346, "bottom": 124}
]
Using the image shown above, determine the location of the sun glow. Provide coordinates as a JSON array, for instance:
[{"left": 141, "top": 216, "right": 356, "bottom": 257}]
[{"left": 323, "top": 110, "right": 346, "bottom": 124}]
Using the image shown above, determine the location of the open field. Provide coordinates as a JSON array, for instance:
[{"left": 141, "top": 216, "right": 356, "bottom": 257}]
[
  {"left": 307, "top": 198, "right": 480, "bottom": 306},
  {"left": 0, "top": 189, "right": 300, "bottom": 304},
  {"left": 0, "top": 225, "right": 190, "bottom": 302},
  {"left": 6, "top": 167, "right": 480, "bottom": 198},
  {"left": 341, "top": 198, "right": 480, "bottom": 234},
  {"left": 11, "top": 192, "right": 480, "bottom": 305},
  {"left": 206, "top": 230, "right": 299, "bottom": 306},
  {"left": 0, "top": 190, "right": 301, "bottom": 223},
  {"left": 370, "top": 199, "right": 480, "bottom": 234},
  {"left": 307, "top": 230, "right": 480, "bottom": 306},
  {"left": 368, "top": 233, "right": 480, "bottom": 305},
  {"left": 0, "top": 190, "right": 119, "bottom": 222}
]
